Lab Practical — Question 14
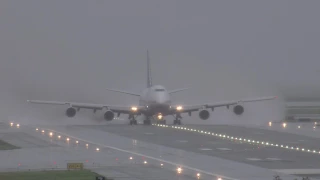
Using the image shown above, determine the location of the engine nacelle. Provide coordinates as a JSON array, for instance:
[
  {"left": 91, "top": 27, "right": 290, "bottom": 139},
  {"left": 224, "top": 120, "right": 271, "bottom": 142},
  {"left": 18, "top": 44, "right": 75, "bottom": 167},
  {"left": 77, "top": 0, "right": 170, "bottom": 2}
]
[
  {"left": 233, "top": 105, "right": 244, "bottom": 115},
  {"left": 199, "top": 109, "right": 210, "bottom": 120},
  {"left": 104, "top": 110, "right": 115, "bottom": 121},
  {"left": 66, "top": 107, "right": 76, "bottom": 117}
]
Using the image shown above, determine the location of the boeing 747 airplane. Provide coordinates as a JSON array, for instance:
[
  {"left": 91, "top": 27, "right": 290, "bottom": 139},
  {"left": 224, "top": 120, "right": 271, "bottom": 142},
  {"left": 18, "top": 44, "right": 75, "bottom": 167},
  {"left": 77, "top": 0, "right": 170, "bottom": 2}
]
[{"left": 27, "top": 51, "right": 277, "bottom": 125}]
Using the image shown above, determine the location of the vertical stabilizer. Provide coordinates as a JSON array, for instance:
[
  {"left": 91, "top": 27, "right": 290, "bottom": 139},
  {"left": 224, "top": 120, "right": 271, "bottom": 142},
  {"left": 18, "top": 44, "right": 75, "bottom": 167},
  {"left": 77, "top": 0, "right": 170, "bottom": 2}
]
[{"left": 147, "top": 50, "right": 152, "bottom": 88}]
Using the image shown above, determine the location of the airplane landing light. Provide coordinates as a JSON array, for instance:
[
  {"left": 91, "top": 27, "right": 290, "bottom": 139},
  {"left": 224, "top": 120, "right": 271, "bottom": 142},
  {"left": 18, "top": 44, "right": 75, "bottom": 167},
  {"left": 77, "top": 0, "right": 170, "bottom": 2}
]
[
  {"left": 196, "top": 173, "right": 200, "bottom": 179},
  {"left": 177, "top": 167, "right": 182, "bottom": 174},
  {"left": 282, "top": 123, "right": 287, "bottom": 128},
  {"left": 176, "top": 106, "right": 183, "bottom": 111}
]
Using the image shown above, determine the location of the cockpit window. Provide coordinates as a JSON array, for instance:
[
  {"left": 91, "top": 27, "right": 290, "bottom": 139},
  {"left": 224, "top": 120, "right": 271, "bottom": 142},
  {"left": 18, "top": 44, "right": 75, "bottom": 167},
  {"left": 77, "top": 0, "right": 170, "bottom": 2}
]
[{"left": 155, "top": 89, "right": 165, "bottom": 92}]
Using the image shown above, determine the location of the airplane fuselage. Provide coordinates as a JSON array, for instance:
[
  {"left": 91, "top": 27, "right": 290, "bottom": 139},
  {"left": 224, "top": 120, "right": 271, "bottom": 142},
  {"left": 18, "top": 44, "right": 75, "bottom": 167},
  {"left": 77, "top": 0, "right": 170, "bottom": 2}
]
[{"left": 139, "top": 85, "right": 172, "bottom": 116}]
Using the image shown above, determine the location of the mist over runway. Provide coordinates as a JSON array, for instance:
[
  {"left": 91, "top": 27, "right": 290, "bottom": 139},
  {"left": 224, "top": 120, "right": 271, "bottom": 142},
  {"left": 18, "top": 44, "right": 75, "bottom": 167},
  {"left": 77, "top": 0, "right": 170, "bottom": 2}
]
[{"left": 2, "top": 0, "right": 320, "bottom": 126}]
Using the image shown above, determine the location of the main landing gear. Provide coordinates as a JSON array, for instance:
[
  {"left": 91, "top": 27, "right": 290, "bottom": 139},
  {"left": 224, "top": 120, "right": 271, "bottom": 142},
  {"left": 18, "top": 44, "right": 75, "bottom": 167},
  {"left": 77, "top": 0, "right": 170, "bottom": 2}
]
[
  {"left": 173, "top": 119, "right": 181, "bottom": 125},
  {"left": 129, "top": 114, "right": 137, "bottom": 125},
  {"left": 173, "top": 114, "right": 182, "bottom": 125},
  {"left": 129, "top": 119, "right": 137, "bottom": 125}
]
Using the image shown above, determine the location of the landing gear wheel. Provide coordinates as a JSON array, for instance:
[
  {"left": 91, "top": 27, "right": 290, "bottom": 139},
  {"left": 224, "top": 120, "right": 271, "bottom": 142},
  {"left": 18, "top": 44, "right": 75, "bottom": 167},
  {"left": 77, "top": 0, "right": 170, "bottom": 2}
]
[
  {"left": 173, "top": 119, "right": 181, "bottom": 125},
  {"left": 143, "top": 119, "right": 151, "bottom": 125},
  {"left": 157, "top": 120, "right": 166, "bottom": 125},
  {"left": 129, "top": 119, "right": 137, "bottom": 125},
  {"left": 173, "top": 114, "right": 182, "bottom": 125}
]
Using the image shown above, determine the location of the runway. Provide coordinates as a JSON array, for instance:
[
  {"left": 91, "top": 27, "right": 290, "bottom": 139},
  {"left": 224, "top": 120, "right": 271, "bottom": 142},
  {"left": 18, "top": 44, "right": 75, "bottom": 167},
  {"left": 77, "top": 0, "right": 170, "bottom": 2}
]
[
  {"left": 67, "top": 123, "right": 320, "bottom": 169},
  {"left": 0, "top": 120, "right": 318, "bottom": 180},
  {"left": 0, "top": 123, "right": 200, "bottom": 180}
]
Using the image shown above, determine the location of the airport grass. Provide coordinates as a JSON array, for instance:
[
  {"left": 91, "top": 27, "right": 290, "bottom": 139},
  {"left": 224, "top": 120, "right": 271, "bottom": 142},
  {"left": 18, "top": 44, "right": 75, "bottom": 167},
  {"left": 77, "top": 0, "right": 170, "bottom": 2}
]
[
  {"left": 0, "top": 170, "right": 109, "bottom": 180},
  {"left": 0, "top": 139, "right": 19, "bottom": 150}
]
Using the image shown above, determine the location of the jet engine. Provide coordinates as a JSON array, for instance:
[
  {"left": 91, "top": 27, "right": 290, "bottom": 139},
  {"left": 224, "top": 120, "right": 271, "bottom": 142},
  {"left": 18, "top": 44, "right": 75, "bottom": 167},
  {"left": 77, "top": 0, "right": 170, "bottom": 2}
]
[
  {"left": 104, "top": 110, "right": 115, "bottom": 121},
  {"left": 66, "top": 107, "right": 76, "bottom": 117},
  {"left": 199, "top": 109, "right": 210, "bottom": 120},
  {"left": 233, "top": 105, "right": 244, "bottom": 115}
]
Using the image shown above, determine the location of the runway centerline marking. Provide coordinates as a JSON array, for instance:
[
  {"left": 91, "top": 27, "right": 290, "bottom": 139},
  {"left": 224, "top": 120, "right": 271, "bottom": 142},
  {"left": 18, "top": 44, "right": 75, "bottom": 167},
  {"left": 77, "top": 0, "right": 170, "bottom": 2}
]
[
  {"left": 35, "top": 126, "right": 239, "bottom": 180},
  {"left": 177, "top": 140, "right": 188, "bottom": 143},
  {"left": 246, "top": 158, "right": 262, "bottom": 161},
  {"left": 266, "top": 158, "right": 282, "bottom": 161},
  {"left": 253, "top": 132, "right": 264, "bottom": 135},
  {"left": 217, "top": 148, "right": 231, "bottom": 151},
  {"left": 144, "top": 132, "right": 154, "bottom": 135}
]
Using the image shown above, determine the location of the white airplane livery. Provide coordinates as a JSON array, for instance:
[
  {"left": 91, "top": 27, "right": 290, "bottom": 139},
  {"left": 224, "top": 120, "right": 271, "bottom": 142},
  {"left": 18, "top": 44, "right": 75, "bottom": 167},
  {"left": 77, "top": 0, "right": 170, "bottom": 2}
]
[{"left": 27, "top": 51, "right": 277, "bottom": 125}]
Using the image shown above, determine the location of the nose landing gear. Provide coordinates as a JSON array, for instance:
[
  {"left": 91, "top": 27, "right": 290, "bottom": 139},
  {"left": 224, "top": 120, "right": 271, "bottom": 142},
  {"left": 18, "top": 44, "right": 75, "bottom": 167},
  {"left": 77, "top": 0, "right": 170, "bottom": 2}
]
[
  {"left": 143, "top": 118, "right": 152, "bottom": 125},
  {"left": 157, "top": 119, "right": 166, "bottom": 125},
  {"left": 156, "top": 113, "right": 166, "bottom": 125},
  {"left": 143, "top": 116, "right": 152, "bottom": 125}
]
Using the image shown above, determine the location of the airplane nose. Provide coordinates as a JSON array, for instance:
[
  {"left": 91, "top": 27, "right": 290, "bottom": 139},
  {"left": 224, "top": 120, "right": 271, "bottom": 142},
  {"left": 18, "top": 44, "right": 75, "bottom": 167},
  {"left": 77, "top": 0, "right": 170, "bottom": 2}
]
[
  {"left": 156, "top": 98, "right": 166, "bottom": 104},
  {"left": 154, "top": 93, "right": 170, "bottom": 105},
  {"left": 156, "top": 96, "right": 169, "bottom": 105}
]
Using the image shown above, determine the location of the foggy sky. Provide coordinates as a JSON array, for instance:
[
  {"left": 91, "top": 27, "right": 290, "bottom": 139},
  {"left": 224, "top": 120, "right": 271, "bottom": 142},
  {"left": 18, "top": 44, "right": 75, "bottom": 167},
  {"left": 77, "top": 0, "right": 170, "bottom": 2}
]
[{"left": 0, "top": 0, "right": 319, "bottom": 125}]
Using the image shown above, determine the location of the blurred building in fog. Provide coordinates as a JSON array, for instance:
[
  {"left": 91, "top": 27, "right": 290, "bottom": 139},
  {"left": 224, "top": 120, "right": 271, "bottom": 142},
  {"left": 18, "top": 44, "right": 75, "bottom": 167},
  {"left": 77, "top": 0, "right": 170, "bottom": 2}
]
[{"left": 285, "top": 101, "right": 320, "bottom": 122}]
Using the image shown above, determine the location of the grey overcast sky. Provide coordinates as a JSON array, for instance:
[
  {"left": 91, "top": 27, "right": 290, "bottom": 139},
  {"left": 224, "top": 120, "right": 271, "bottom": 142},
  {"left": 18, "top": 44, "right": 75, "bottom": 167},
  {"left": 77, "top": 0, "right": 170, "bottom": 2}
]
[{"left": 0, "top": 0, "right": 319, "bottom": 124}]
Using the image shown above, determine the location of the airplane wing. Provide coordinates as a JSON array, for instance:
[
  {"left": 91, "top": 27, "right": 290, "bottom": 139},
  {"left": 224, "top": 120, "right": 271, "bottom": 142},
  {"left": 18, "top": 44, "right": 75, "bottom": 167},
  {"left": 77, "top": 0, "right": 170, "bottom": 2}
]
[
  {"left": 171, "top": 96, "right": 277, "bottom": 115},
  {"left": 27, "top": 100, "right": 143, "bottom": 114},
  {"left": 105, "top": 88, "right": 140, "bottom": 96},
  {"left": 168, "top": 88, "right": 189, "bottom": 94}
]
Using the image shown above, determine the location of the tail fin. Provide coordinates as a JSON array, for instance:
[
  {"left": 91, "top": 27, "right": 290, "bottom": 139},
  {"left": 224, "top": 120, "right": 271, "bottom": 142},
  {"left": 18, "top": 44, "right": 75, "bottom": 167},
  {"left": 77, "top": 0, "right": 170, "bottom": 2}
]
[{"left": 147, "top": 50, "right": 152, "bottom": 88}]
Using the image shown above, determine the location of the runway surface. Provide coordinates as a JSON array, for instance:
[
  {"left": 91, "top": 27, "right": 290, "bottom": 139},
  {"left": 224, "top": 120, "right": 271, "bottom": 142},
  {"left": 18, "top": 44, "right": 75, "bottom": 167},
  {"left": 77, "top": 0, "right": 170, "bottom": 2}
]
[
  {"left": 0, "top": 122, "right": 200, "bottom": 180},
  {"left": 0, "top": 120, "right": 318, "bottom": 180},
  {"left": 70, "top": 123, "right": 320, "bottom": 169}
]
